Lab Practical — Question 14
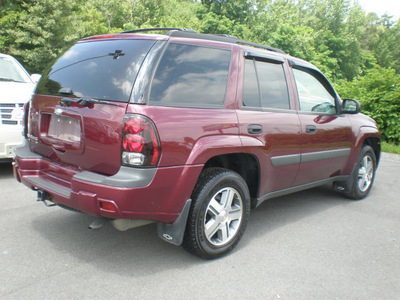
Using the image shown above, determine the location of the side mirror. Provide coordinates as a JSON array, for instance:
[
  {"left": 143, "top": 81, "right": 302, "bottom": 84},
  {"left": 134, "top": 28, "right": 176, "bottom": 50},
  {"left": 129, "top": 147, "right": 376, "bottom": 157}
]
[
  {"left": 31, "top": 74, "right": 41, "bottom": 84},
  {"left": 341, "top": 99, "right": 360, "bottom": 114}
]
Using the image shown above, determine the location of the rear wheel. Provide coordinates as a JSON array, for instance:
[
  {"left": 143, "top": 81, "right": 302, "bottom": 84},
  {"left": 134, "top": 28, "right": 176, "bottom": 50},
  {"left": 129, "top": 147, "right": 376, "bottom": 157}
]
[
  {"left": 346, "top": 145, "right": 377, "bottom": 200},
  {"left": 182, "top": 168, "right": 250, "bottom": 259}
]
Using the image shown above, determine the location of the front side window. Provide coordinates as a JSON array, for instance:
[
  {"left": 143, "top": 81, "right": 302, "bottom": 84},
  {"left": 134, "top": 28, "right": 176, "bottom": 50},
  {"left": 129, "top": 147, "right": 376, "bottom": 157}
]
[
  {"left": 242, "top": 58, "right": 290, "bottom": 110},
  {"left": 149, "top": 43, "right": 231, "bottom": 107},
  {"left": 293, "top": 68, "right": 337, "bottom": 114}
]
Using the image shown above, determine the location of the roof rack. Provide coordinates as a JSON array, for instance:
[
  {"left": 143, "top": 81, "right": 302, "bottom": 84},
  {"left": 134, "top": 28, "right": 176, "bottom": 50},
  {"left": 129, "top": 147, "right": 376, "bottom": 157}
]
[
  {"left": 120, "top": 28, "right": 285, "bottom": 54},
  {"left": 236, "top": 40, "right": 285, "bottom": 54},
  {"left": 168, "top": 30, "right": 239, "bottom": 43},
  {"left": 121, "top": 28, "right": 196, "bottom": 34}
]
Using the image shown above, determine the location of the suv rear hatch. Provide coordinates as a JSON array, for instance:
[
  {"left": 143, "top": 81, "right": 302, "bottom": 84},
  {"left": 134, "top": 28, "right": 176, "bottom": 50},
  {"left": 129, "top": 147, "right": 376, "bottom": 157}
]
[{"left": 27, "top": 37, "right": 158, "bottom": 175}]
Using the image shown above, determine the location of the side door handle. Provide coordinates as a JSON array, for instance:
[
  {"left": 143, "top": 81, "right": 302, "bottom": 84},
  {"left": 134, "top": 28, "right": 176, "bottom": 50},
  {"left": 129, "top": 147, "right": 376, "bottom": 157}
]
[
  {"left": 248, "top": 124, "right": 263, "bottom": 134},
  {"left": 306, "top": 125, "right": 317, "bottom": 134}
]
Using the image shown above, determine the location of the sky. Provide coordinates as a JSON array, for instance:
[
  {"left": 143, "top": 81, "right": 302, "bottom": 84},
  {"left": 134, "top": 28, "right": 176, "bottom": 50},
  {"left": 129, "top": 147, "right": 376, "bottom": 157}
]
[{"left": 357, "top": 0, "right": 400, "bottom": 21}]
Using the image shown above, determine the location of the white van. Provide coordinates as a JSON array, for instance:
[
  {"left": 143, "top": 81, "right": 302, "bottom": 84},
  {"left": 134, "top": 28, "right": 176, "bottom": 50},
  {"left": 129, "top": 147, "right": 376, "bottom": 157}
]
[{"left": 0, "top": 53, "right": 40, "bottom": 162}]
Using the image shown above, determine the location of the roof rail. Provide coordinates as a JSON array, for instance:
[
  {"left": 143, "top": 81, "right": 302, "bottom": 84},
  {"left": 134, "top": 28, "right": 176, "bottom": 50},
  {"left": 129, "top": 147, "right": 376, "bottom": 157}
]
[
  {"left": 169, "top": 31, "right": 285, "bottom": 54},
  {"left": 121, "top": 28, "right": 196, "bottom": 34},
  {"left": 168, "top": 30, "right": 239, "bottom": 43},
  {"left": 237, "top": 40, "right": 285, "bottom": 54},
  {"left": 121, "top": 28, "right": 285, "bottom": 54}
]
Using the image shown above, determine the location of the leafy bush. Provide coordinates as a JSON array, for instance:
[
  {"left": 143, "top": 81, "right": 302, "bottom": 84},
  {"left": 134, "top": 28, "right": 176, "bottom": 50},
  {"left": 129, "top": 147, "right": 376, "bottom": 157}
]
[{"left": 335, "top": 66, "right": 400, "bottom": 144}]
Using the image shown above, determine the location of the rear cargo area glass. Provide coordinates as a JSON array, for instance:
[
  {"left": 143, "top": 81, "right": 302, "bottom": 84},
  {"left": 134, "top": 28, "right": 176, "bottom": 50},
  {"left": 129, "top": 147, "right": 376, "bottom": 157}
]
[{"left": 36, "top": 40, "right": 155, "bottom": 102}]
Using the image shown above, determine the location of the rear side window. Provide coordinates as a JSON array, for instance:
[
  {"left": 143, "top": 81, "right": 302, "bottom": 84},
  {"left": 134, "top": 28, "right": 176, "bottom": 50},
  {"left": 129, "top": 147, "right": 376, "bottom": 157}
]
[
  {"left": 242, "top": 59, "right": 259, "bottom": 107},
  {"left": 149, "top": 43, "right": 231, "bottom": 107},
  {"left": 36, "top": 39, "right": 155, "bottom": 102},
  {"left": 242, "top": 58, "right": 289, "bottom": 110}
]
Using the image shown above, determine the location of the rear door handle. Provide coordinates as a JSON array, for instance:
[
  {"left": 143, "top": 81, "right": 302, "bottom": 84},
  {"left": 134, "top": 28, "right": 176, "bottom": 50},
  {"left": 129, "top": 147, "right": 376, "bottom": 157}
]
[
  {"left": 306, "top": 125, "right": 317, "bottom": 134},
  {"left": 248, "top": 124, "right": 263, "bottom": 134}
]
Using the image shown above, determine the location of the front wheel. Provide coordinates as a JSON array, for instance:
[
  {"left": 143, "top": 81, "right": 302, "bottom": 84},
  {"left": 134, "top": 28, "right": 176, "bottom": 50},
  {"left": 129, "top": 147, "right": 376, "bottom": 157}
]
[
  {"left": 182, "top": 168, "right": 250, "bottom": 259},
  {"left": 346, "top": 145, "right": 377, "bottom": 200}
]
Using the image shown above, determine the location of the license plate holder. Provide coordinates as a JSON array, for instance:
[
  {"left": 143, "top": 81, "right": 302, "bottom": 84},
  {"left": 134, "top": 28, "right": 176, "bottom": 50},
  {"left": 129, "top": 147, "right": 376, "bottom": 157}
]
[{"left": 48, "top": 115, "right": 81, "bottom": 143}]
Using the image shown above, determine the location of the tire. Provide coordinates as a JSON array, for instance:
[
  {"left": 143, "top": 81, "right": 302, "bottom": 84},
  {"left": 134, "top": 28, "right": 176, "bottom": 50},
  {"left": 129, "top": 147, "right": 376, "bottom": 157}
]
[
  {"left": 346, "top": 145, "right": 377, "bottom": 200},
  {"left": 182, "top": 168, "right": 250, "bottom": 259}
]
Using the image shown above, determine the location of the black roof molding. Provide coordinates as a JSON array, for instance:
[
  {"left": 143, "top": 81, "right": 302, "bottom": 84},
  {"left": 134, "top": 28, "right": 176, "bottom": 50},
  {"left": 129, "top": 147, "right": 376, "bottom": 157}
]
[
  {"left": 121, "top": 28, "right": 196, "bottom": 34},
  {"left": 237, "top": 40, "right": 285, "bottom": 54},
  {"left": 168, "top": 30, "right": 239, "bottom": 43},
  {"left": 120, "top": 28, "right": 285, "bottom": 54}
]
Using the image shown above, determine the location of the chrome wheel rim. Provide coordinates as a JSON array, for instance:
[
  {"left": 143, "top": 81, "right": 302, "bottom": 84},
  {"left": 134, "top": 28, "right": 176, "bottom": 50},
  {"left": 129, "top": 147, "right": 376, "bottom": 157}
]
[
  {"left": 357, "top": 155, "right": 374, "bottom": 192},
  {"left": 204, "top": 187, "right": 243, "bottom": 246}
]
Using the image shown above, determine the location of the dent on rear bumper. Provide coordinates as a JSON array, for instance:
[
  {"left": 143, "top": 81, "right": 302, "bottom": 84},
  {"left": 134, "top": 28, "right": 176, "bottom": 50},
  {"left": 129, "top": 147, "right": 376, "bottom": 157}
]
[{"left": 13, "top": 142, "right": 203, "bottom": 223}]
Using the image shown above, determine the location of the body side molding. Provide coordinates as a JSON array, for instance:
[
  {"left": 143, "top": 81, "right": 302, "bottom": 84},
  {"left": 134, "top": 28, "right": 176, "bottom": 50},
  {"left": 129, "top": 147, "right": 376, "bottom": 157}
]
[{"left": 270, "top": 148, "right": 351, "bottom": 167}]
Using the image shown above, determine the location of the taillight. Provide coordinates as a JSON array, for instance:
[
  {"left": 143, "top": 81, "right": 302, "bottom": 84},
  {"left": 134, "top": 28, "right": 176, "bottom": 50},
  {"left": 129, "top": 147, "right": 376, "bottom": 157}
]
[{"left": 121, "top": 114, "right": 161, "bottom": 167}]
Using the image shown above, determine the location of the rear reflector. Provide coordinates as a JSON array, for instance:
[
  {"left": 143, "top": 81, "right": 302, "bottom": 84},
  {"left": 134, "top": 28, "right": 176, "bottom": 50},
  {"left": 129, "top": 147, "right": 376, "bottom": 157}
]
[{"left": 99, "top": 201, "right": 117, "bottom": 212}]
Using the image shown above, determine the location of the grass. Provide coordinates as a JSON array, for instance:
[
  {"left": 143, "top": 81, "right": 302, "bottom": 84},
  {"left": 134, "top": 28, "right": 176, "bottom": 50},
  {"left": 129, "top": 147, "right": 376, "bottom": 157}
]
[{"left": 382, "top": 141, "right": 400, "bottom": 155}]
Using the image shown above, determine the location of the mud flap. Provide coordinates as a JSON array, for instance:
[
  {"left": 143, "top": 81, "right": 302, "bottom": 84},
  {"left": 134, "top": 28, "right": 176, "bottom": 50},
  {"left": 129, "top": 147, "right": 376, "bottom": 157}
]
[
  {"left": 334, "top": 162, "right": 358, "bottom": 193},
  {"left": 157, "top": 199, "right": 192, "bottom": 246}
]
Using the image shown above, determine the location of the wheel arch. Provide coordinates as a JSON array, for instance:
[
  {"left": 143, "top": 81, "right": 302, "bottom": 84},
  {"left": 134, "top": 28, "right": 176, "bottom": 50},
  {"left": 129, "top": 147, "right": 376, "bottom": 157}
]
[
  {"left": 362, "top": 136, "right": 381, "bottom": 166},
  {"left": 346, "top": 126, "right": 381, "bottom": 173},
  {"left": 202, "top": 153, "right": 260, "bottom": 206},
  {"left": 186, "top": 135, "right": 261, "bottom": 204}
]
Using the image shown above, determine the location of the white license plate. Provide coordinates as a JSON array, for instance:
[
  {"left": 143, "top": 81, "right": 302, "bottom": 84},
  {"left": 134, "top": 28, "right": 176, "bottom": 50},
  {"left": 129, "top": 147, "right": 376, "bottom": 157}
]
[{"left": 48, "top": 115, "right": 81, "bottom": 143}]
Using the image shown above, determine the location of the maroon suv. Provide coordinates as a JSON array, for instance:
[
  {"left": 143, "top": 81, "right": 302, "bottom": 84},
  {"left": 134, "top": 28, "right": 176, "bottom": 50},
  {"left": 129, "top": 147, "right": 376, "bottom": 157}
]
[{"left": 13, "top": 28, "right": 380, "bottom": 259}]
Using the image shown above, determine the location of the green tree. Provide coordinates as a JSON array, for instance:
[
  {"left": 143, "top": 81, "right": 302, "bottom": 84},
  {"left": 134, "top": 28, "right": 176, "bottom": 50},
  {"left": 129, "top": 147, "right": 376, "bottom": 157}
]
[
  {"left": 0, "top": 0, "right": 107, "bottom": 73},
  {"left": 197, "top": 0, "right": 255, "bottom": 38},
  {"left": 158, "top": 0, "right": 201, "bottom": 30},
  {"left": 335, "top": 66, "right": 400, "bottom": 144}
]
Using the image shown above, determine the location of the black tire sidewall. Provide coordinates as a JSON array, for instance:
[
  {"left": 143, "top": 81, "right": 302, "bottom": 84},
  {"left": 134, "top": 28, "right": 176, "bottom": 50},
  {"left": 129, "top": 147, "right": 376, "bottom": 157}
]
[
  {"left": 350, "top": 146, "right": 377, "bottom": 199},
  {"left": 192, "top": 170, "right": 250, "bottom": 259}
]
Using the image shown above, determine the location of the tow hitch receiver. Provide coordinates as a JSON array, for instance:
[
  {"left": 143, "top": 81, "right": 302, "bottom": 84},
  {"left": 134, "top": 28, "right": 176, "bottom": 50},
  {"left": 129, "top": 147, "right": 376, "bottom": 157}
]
[{"left": 36, "top": 190, "right": 56, "bottom": 207}]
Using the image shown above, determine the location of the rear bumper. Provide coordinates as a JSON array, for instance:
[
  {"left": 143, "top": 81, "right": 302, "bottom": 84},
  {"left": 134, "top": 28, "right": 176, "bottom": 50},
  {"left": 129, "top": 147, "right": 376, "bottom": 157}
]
[{"left": 13, "top": 141, "right": 203, "bottom": 223}]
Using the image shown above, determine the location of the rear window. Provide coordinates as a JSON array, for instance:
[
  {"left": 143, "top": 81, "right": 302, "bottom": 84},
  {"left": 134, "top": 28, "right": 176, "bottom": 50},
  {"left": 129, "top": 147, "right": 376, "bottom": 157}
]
[
  {"left": 149, "top": 43, "right": 231, "bottom": 107},
  {"left": 36, "top": 39, "right": 155, "bottom": 102}
]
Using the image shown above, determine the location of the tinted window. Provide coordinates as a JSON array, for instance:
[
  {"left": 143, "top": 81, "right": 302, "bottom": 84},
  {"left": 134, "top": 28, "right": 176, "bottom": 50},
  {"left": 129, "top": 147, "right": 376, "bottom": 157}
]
[
  {"left": 256, "top": 60, "right": 289, "bottom": 109},
  {"left": 36, "top": 40, "right": 155, "bottom": 102},
  {"left": 242, "top": 58, "right": 289, "bottom": 110},
  {"left": 293, "top": 68, "right": 336, "bottom": 113},
  {"left": 149, "top": 43, "right": 231, "bottom": 106},
  {"left": 242, "top": 59, "right": 260, "bottom": 107}
]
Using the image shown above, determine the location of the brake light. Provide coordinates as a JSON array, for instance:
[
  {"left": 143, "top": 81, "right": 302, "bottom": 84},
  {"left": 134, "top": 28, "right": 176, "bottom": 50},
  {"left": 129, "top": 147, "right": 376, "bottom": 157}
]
[
  {"left": 121, "top": 114, "right": 161, "bottom": 167},
  {"left": 123, "top": 135, "right": 145, "bottom": 152},
  {"left": 81, "top": 34, "right": 118, "bottom": 41},
  {"left": 124, "top": 118, "right": 145, "bottom": 134}
]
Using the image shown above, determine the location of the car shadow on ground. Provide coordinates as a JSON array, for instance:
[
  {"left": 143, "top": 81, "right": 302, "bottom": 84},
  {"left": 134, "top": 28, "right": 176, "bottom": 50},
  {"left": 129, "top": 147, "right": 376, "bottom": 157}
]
[
  {"left": 30, "top": 182, "right": 351, "bottom": 276},
  {"left": 0, "top": 162, "right": 13, "bottom": 179}
]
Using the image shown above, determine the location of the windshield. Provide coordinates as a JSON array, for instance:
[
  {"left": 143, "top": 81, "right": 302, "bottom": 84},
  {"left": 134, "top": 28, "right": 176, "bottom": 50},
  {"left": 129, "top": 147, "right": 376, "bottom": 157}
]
[
  {"left": 36, "top": 39, "right": 156, "bottom": 102},
  {"left": 0, "top": 57, "right": 31, "bottom": 83}
]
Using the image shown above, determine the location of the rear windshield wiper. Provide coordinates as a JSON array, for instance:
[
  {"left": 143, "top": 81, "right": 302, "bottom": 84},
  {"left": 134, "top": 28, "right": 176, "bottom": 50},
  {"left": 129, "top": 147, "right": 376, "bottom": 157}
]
[{"left": 59, "top": 97, "right": 120, "bottom": 107}]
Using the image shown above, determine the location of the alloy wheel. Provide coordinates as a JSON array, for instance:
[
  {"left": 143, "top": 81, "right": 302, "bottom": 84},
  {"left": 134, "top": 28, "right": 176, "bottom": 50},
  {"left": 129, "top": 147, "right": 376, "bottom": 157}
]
[{"left": 204, "top": 187, "right": 243, "bottom": 246}]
